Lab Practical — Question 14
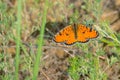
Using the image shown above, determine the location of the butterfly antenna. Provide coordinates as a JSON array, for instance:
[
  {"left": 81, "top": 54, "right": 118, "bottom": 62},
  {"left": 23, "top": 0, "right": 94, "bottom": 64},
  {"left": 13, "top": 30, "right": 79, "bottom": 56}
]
[{"left": 45, "top": 28, "right": 54, "bottom": 36}]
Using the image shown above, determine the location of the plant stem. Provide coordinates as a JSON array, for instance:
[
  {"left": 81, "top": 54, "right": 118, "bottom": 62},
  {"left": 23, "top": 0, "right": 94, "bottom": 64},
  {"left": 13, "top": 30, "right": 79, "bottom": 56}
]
[
  {"left": 15, "top": 0, "right": 22, "bottom": 80},
  {"left": 32, "top": 0, "right": 48, "bottom": 80}
]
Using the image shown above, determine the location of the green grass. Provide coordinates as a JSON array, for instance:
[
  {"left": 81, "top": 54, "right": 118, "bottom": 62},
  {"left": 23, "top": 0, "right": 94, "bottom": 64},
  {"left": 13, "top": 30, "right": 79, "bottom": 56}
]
[
  {"left": 15, "top": 0, "right": 22, "bottom": 80},
  {"left": 68, "top": 45, "right": 108, "bottom": 80},
  {"left": 32, "top": 0, "right": 49, "bottom": 80}
]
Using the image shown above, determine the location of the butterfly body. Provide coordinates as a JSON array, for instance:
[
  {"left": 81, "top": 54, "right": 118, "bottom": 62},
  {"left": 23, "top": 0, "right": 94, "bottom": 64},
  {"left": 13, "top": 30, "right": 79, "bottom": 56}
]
[
  {"left": 54, "top": 24, "right": 98, "bottom": 45},
  {"left": 73, "top": 23, "right": 78, "bottom": 39}
]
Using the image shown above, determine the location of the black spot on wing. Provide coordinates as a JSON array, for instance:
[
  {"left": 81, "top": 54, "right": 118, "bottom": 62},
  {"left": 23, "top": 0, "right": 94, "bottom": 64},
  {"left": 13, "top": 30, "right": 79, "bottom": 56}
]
[
  {"left": 59, "top": 32, "right": 62, "bottom": 35},
  {"left": 65, "top": 33, "right": 69, "bottom": 36},
  {"left": 82, "top": 31, "right": 85, "bottom": 34}
]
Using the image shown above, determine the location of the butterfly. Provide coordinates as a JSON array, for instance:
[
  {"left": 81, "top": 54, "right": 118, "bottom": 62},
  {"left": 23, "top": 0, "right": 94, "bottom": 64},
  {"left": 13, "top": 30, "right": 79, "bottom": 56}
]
[{"left": 53, "top": 24, "right": 98, "bottom": 45}]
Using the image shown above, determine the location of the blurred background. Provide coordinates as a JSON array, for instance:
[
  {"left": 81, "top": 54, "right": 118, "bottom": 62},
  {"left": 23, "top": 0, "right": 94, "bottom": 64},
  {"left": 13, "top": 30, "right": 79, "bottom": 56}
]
[{"left": 0, "top": 0, "right": 120, "bottom": 80}]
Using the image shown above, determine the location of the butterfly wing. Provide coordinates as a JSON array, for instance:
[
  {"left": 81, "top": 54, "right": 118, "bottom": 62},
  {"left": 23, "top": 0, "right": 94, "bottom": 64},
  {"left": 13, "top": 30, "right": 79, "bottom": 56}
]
[
  {"left": 54, "top": 25, "right": 76, "bottom": 45},
  {"left": 77, "top": 24, "right": 98, "bottom": 42}
]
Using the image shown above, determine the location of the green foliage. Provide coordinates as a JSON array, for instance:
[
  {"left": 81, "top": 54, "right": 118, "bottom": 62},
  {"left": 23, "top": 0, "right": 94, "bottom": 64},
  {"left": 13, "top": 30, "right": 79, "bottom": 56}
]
[
  {"left": 97, "top": 21, "right": 120, "bottom": 46},
  {"left": 1, "top": 74, "right": 14, "bottom": 80},
  {"left": 70, "top": 9, "right": 80, "bottom": 24},
  {"left": 68, "top": 50, "right": 107, "bottom": 80},
  {"left": 68, "top": 57, "right": 81, "bottom": 80},
  {"left": 0, "top": 53, "right": 5, "bottom": 71}
]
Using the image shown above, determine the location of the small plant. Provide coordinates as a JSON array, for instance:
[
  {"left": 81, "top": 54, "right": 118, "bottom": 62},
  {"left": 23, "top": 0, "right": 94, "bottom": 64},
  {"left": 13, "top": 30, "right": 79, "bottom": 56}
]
[{"left": 68, "top": 50, "right": 107, "bottom": 80}]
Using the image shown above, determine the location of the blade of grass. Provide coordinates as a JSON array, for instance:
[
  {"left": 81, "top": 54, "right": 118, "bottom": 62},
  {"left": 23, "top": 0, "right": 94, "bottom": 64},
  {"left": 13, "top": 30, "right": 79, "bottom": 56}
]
[
  {"left": 32, "top": 0, "right": 48, "bottom": 80},
  {"left": 15, "top": 0, "right": 22, "bottom": 80}
]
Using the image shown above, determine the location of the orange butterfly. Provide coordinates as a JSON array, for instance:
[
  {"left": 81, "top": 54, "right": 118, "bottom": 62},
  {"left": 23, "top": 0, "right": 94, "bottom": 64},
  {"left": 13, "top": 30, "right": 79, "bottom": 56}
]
[{"left": 54, "top": 24, "right": 98, "bottom": 45}]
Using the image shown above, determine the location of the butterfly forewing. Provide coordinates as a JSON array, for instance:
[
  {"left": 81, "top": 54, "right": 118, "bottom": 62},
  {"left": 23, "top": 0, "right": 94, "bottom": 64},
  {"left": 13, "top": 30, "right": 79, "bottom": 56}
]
[
  {"left": 54, "top": 25, "right": 76, "bottom": 45},
  {"left": 77, "top": 24, "right": 89, "bottom": 42}
]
